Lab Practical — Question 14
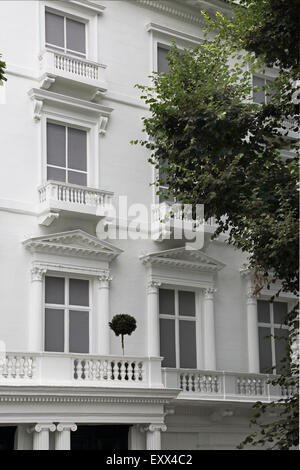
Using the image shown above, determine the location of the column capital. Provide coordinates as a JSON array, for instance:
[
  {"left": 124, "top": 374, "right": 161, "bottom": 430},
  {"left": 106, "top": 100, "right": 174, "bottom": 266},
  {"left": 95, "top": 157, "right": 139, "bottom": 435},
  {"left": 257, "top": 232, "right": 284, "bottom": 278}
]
[
  {"left": 56, "top": 423, "right": 77, "bottom": 433},
  {"left": 27, "top": 423, "right": 56, "bottom": 434},
  {"left": 247, "top": 289, "right": 258, "bottom": 305},
  {"left": 31, "top": 265, "right": 47, "bottom": 282},
  {"left": 147, "top": 280, "right": 161, "bottom": 294},
  {"left": 98, "top": 271, "right": 112, "bottom": 288},
  {"left": 140, "top": 423, "right": 167, "bottom": 433},
  {"left": 204, "top": 287, "right": 217, "bottom": 300}
]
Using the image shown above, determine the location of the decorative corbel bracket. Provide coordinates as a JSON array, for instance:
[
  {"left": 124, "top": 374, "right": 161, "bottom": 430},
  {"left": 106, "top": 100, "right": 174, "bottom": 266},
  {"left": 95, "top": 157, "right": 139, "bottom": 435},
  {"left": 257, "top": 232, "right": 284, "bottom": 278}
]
[
  {"left": 33, "top": 99, "right": 44, "bottom": 122},
  {"left": 38, "top": 211, "right": 60, "bottom": 226},
  {"left": 40, "top": 73, "right": 56, "bottom": 90}
]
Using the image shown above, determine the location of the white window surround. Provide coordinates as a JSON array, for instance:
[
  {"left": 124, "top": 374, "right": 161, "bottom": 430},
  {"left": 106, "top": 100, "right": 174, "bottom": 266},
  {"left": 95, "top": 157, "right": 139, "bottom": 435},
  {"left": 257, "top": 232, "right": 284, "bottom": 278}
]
[
  {"left": 28, "top": 88, "right": 113, "bottom": 190},
  {"left": 23, "top": 229, "right": 123, "bottom": 354},
  {"left": 39, "top": 1, "right": 106, "bottom": 63},
  {"left": 140, "top": 247, "right": 225, "bottom": 369}
]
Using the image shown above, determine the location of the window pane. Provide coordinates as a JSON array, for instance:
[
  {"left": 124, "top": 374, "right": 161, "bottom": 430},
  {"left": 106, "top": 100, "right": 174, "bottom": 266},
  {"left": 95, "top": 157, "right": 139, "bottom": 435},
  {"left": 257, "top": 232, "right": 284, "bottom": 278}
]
[
  {"left": 45, "top": 12, "right": 64, "bottom": 48},
  {"left": 253, "top": 76, "right": 265, "bottom": 104},
  {"left": 159, "top": 289, "right": 175, "bottom": 315},
  {"left": 160, "top": 319, "right": 176, "bottom": 367},
  {"left": 45, "top": 308, "right": 64, "bottom": 352},
  {"left": 45, "top": 276, "right": 65, "bottom": 304},
  {"left": 68, "top": 171, "right": 87, "bottom": 186},
  {"left": 179, "top": 291, "right": 195, "bottom": 317},
  {"left": 68, "top": 128, "right": 87, "bottom": 171},
  {"left": 157, "top": 46, "right": 170, "bottom": 74},
  {"left": 69, "top": 279, "right": 89, "bottom": 306},
  {"left": 257, "top": 300, "right": 270, "bottom": 323},
  {"left": 66, "top": 18, "right": 86, "bottom": 54},
  {"left": 258, "top": 327, "right": 273, "bottom": 373},
  {"left": 273, "top": 302, "right": 288, "bottom": 324},
  {"left": 47, "top": 166, "right": 66, "bottom": 182},
  {"left": 69, "top": 310, "right": 89, "bottom": 353},
  {"left": 47, "top": 123, "right": 66, "bottom": 167},
  {"left": 179, "top": 320, "right": 197, "bottom": 368},
  {"left": 274, "top": 328, "right": 289, "bottom": 375}
]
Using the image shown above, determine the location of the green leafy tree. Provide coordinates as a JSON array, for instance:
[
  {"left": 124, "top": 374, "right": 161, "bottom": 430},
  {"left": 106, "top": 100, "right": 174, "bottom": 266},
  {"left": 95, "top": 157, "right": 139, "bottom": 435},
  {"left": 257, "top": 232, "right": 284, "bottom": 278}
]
[
  {"left": 109, "top": 314, "right": 137, "bottom": 356},
  {"left": 0, "top": 54, "right": 7, "bottom": 82},
  {"left": 133, "top": 0, "right": 299, "bottom": 450}
]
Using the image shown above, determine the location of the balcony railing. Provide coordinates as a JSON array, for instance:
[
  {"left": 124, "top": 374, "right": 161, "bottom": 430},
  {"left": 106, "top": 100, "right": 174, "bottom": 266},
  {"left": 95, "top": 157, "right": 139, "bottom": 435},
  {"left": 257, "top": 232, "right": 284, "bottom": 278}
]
[
  {"left": 0, "top": 352, "right": 163, "bottom": 388},
  {"left": 151, "top": 202, "right": 216, "bottom": 241},
  {"left": 162, "top": 368, "right": 297, "bottom": 402},
  {"left": 37, "top": 180, "right": 114, "bottom": 225},
  {"left": 39, "top": 49, "right": 107, "bottom": 92}
]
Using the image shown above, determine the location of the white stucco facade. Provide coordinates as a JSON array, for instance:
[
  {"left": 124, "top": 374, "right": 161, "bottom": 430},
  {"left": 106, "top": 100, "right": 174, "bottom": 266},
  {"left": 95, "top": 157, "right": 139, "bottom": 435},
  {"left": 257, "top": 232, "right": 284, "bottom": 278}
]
[{"left": 0, "top": 0, "right": 296, "bottom": 450}]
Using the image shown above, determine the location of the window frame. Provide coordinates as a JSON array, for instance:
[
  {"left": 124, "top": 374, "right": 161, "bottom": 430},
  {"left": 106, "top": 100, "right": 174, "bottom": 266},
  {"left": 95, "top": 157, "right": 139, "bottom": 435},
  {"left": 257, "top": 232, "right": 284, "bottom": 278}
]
[
  {"left": 257, "top": 299, "right": 290, "bottom": 374},
  {"left": 46, "top": 120, "right": 88, "bottom": 187},
  {"left": 43, "top": 273, "right": 92, "bottom": 354},
  {"left": 45, "top": 9, "right": 88, "bottom": 59},
  {"left": 252, "top": 73, "right": 278, "bottom": 105},
  {"left": 159, "top": 287, "right": 199, "bottom": 369}
]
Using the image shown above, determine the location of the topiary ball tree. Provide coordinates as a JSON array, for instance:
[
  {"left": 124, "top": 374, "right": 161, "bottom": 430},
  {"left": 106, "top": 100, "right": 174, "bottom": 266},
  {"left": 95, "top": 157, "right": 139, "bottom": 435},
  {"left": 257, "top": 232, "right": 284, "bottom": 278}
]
[{"left": 109, "top": 314, "right": 137, "bottom": 356}]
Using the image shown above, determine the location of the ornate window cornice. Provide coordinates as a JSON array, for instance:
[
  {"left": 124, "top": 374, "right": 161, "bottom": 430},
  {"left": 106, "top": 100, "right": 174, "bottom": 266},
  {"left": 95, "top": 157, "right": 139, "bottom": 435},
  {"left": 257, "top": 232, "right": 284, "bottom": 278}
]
[{"left": 24, "top": 229, "right": 123, "bottom": 262}]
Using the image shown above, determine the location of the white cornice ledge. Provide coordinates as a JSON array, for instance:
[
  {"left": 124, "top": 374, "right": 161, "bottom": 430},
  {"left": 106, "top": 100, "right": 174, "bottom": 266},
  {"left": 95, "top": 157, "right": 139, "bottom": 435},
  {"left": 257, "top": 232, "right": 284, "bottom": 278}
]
[
  {"left": 28, "top": 88, "right": 114, "bottom": 121},
  {"left": 134, "top": 0, "right": 206, "bottom": 26},
  {"left": 63, "top": 0, "right": 106, "bottom": 14},
  {"left": 147, "top": 23, "right": 203, "bottom": 44}
]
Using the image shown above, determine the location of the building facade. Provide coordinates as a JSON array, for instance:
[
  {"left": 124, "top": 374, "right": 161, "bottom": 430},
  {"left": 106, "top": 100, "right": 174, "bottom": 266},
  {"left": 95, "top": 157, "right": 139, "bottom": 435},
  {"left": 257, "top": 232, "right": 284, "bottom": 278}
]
[{"left": 0, "top": 0, "right": 296, "bottom": 450}]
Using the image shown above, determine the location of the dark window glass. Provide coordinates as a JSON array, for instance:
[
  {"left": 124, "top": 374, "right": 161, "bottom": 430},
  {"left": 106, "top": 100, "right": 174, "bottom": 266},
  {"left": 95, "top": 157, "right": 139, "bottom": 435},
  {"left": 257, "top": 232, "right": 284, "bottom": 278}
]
[
  {"left": 179, "top": 320, "right": 197, "bottom": 368},
  {"left": 253, "top": 76, "right": 265, "bottom": 104},
  {"left": 179, "top": 291, "right": 195, "bottom": 317},
  {"left": 69, "top": 279, "right": 89, "bottom": 306},
  {"left": 159, "top": 289, "right": 175, "bottom": 315},
  {"left": 68, "top": 171, "right": 87, "bottom": 186},
  {"left": 45, "top": 276, "right": 65, "bottom": 304},
  {"left": 273, "top": 302, "right": 288, "bottom": 324},
  {"left": 274, "top": 328, "right": 289, "bottom": 375},
  {"left": 45, "top": 12, "right": 64, "bottom": 48},
  {"left": 68, "top": 128, "right": 87, "bottom": 171},
  {"left": 257, "top": 300, "right": 270, "bottom": 323},
  {"left": 66, "top": 18, "right": 86, "bottom": 55},
  {"left": 47, "top": 166, "right": 66, "bottom": 182},
  {"left": 258, "top": 326, "right": 272, "bottom": 373},
  {"left": 160, "top": 319, "right": 176, "bottom": 367},
  {"left": 157, "top": 46, "right": 170, "bottom": 74},
  {"left": 69, "top": 310, "right": 89, "bottom": 353},
  {"left": 45, "top": 308, "right": 64, "bottom": 352},
  {"left": 47, "top": 123, "right": 66, "bottom": 167}
]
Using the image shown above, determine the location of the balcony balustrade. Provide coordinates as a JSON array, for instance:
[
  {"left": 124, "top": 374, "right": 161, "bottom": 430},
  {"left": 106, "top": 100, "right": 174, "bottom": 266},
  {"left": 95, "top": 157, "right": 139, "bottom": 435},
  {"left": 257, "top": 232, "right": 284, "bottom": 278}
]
[
  {"left": 39, "top": 49, "right": 107, "bottom": 94},
  {"left": 162, "top": 368, "right": 297, "bottom": 402},
  {"left": 0, "top": 353, "right": 163, "bottom": 388},
  {"left": 37, "top": 180, "right": 114, "bottom": 225}
]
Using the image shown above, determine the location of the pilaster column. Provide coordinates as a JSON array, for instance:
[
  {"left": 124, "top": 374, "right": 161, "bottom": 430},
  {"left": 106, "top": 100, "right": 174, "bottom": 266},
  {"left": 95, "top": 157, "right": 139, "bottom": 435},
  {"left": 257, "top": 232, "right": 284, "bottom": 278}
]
[
  {"left": 96, "top": 271, "right": 112, "bottom": 355},
  {"left": 55, "top": 423, "right": 77, "bottom": 450},
  {"left": 142, "top": 424, "right": 167, "bottom": 450},
  {"left": 29, "top": 266, "right": 46, "bottom": 351},
  {"left": 147, "top": 281, "right": 161, "bottom": 357},
  {"left": 28, "top": 423, "right": 56, "bottom": 450},
  {"left": 203, "top": 287, "right": 217, "bottom": 370},
  {"left": 247, "top": 289, "right": 260, "bottom": 373}
]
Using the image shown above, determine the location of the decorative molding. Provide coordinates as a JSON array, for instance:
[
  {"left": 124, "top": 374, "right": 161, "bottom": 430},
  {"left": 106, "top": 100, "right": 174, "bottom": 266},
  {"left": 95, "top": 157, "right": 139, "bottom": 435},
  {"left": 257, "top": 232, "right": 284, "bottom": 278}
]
[
  {"left": 65, "top": 0, "right": 106, "bottom": 15},
  {"left": 147, "top": 22, "right": 203, "bottom": 44},
  {"left": 140, "top": 247, "right": 225, "bottom": 273},
  {"left": 30, "top": 261, "right": 110, "bottom": 279},
  {"left": 134, "top": 0, "right": 206, "bottom": 26},
  {"left": 31, "top": 266, "right": 47, "bottom": 282},
  {"left": 98, "top": 116, "right": 109, "bottom": 135},
  {"left": 147, "top": 280, "right": 162, "bottom": 294},
  {"left": 204, "top": 287, "right": 217, "bottom": 300},
  {"left": 56, "top": 423, "right": 77, "bottom": 432},
  {"left": 0, "top": 395, "right": 173, "bottom": 405},
  {"left": 28, "top": 88, "right": 113, "bottom": 123},
  {"left": 98, "top": 271, "right": 113, "bottom": 287},
  {"left": 141, "top": 423, "right": 167, "bottom": 433},
  {"left": 27, "top": 423, "right": 56, "bottom": 434},
  {"left": 23, "top": 229, "right": 123, "bottom": 262},
  {"left": 40, "top": 74, "right": 56, "bottom": 91}
]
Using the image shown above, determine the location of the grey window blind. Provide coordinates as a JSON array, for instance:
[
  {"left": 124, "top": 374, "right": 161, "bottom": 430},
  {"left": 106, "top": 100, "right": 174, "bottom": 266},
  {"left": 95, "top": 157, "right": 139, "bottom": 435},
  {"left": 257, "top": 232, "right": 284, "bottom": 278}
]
[
  {"left": 45, "top": 12, "right": 64, "bottom": 49},
  {"left": 179, "top": 320, "right": 197, "bottom": 368},
  {"left": 45, "top": 11, "right": 86, "bottom": 56},
  {"left": 160, "top": 319, "right": 176, "bottom": 367},
  {"left": 258, "top": 326, "right": 272, "bottom": 373},
  {"left": 45, "top": 308, "right": 64, "bottom": 352},
  {"left": 69, "top": 310, "right": 89, "bottom": 353},
  {"left": 66, "top": 18, "right": 86, "bottom": 55},
  {"left": 157, "top": 46, "right": 170, "bottom": 74}
]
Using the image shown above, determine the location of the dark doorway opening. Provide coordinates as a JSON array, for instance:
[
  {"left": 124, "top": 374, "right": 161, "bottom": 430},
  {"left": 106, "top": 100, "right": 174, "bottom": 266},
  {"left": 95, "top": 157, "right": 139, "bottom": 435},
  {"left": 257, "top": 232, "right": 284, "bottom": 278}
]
[
  {"left": 0, "top": 426, "right": 16, "bottom": 450},
  {"left": 71, "top": 425, "right": 130, "bottom": 450}
]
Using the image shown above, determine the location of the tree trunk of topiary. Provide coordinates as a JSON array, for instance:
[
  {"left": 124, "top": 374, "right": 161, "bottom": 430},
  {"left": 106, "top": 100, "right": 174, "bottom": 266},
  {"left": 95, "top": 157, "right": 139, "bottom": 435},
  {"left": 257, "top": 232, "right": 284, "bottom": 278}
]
[{"left": 121, "top": 334, "right": 124, "bottom": 356}]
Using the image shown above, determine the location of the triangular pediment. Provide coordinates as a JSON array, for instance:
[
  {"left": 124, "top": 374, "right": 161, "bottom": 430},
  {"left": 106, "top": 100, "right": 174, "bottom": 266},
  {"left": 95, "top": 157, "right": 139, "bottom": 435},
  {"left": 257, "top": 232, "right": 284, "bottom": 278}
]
[
  {"left": 23, "top": 230, "right": 123, "bottom": 261},
  {"left": 140, "top": 247, "right": 225, "bottom": 272}
]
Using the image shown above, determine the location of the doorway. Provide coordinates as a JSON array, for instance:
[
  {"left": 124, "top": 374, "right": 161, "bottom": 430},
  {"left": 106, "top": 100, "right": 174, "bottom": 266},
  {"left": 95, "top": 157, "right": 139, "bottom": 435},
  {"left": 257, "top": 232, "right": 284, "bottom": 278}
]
[{"left": 71, "top": 425, "right": 130, "bottom": 450}]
